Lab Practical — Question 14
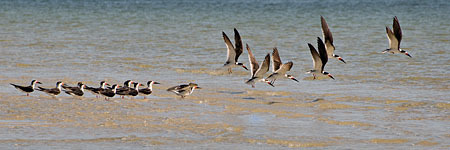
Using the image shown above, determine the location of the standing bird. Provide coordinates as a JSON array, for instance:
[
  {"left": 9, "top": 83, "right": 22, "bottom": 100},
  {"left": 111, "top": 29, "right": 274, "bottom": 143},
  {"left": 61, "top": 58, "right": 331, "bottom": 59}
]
[
  {"left": 321, "top": 16, "right": 346, "bottom": 63},
  {"left": 85, "top": 81, "right": 109, "bottom": 98},
  {"left": 116, "top": 80, "right": 134, "bottom": 99},
  {"left": 139, "top": 81, "right": 160, "bottom": 99},
  {"left": 167, "top": 83, "right": 201, "bottom": 98},
  {"left": 100, "top": 84, "right": 119, "bottom": 100},
  {"left": 63, "top": 82, "right": 86, "bottom": 97},
  {"left": 265, "top": 47, "right": 299, "bottom": 86},
  {"left": 223, "top": 28, "right": 248, "bottom": 73},
  {"left": 307, "top": 37, "right": 335, "bottom": 80},
  {"left": 382, "top": 16, "right": 411, "bottom": 57},
  {"left": 245, "top": 44, "right": 271, "bottom": 88},
  {"left": 37, "top": 81, "right": 65, "bottom": 97},
  {"left": 127, "top": 82, "right": 144, "bottom": 99},
  {"left": 10, "top": 80, "right": 42, "bottom": 96}
]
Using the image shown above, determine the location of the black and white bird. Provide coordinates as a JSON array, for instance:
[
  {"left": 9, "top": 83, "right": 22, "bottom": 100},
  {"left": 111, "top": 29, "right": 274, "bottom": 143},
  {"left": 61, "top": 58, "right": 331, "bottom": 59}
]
[
  {"left": 382, "top": 16, "right": 411, "bottom": 58},
  {"left": 85, "top": 81, "right": 109, "bottom": 98},
  {"left": 63, "top": 82, "right": 86, "bottom": 97},
  {"left": 127, "top": 82, "right": 144, "bottom": 98},
  {"left": 265, "top": 47, "right": 298, "bottom": 86},
  {"left": 10, "top": 80, "right": 42, "bottom": 96},
  {"left": 245, "top": 44, "right": 271, "bottom": 88},
  {"left": 100, "top": 84, "right": 119, "bottom": 100},
  {"left": 139, "top": 81, "right": 160, "bottom": 99},
  {"left": 167, "top": 83, "right": 201, "bottom": 98},
  {"left": 307, "top": 37, "right": 335, "bottom": 80},
  {"left": 321, "top": 16, "right": 346, "bottom": 63},
  {"left": 223, "top": 28, "right": 248, "bottom": 73},
  {"left": 37, "top": 81, "right": 65, "bottom": 97},
  {"left": 116, "top": 80, "right": 134, "bottom": 99}
]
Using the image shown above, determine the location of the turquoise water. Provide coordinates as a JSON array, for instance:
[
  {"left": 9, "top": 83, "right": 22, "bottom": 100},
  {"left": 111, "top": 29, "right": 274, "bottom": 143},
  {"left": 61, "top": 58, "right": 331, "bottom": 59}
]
[{"left": 0, "top": 0, "right": 449, "bottom": 149}]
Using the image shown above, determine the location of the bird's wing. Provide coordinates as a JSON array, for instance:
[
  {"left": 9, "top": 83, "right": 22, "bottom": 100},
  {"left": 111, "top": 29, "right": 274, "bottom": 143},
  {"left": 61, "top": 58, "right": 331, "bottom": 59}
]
[
  {"left": 47, "top": 88, "right": 60, "bottom": 95},
  {"left": 167, "top": 84, "right": 189, "bottom": 91},
  {"left": 246, "top": 44, "right": 259, "bottom": 77},
  {"left": 234, "top": 28, "right": 243, "bottom": 62},
  {"left": 10, "top": 83, "right": 24, "bottom": 89},
  {"left": 308, "top": 43, "right": 323, "bottom": 72},
  {"left": 386, "top": 27, "right": 399, "bottom": 50},
  {"left": 317, "top": 37, "right": 328, "bottom": 72},
  {"left": 223, "top": 31, "right": 236, "bottom": 64},
  {"left": 393, "top": 16, "right": 402, "bottom": 48},
  {"left": 321, "top": 16, "right": 335, "bottom": 55},
  {"left": 271, "top": 47, "right": 282, "bottom": 72},
  {"left": 274, "top": 62, "right": 293, "bottom": 75},
  {"left": 255, "top": 53, "right": 271, "bottom": 78}
]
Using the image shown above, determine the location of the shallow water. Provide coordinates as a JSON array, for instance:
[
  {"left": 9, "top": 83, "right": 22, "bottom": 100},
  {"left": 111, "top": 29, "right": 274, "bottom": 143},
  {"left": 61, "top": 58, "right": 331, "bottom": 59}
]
[{"left": 0, "top": 0, "right": 449, "bottom": 149}]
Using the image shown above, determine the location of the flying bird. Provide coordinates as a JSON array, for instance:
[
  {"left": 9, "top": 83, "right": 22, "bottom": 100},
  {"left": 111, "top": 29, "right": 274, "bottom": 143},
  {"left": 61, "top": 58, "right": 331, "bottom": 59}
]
[
  {"left": 382, "top": 16, "right": 411, "bottom": 58},
  {"left": 223, "top": 28, "right": 248, "bottom": 73},
  {"left": 265, "top": 47, "right": 298, "bottom": 86},
  {"left": 245, "top": 44, "right": 271, "bottom": 88},
  {"left": 307, "top": 37, "right": 335, "bottom": 80},
  {"left": 321, "top": 16, "right": 346, "bottom": 63}
]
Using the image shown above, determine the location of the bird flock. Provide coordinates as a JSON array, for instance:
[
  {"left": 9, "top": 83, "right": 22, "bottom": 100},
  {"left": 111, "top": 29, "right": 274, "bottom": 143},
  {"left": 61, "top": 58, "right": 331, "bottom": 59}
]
[{"left": 10, "top": 16, "right": 411, "bottom": 99}]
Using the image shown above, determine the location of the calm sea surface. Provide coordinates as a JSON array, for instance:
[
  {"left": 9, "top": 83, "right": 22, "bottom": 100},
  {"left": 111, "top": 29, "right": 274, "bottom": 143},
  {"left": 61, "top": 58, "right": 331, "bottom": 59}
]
[{"left": 0, "top": 0, "right": 449, "bottom": 149}]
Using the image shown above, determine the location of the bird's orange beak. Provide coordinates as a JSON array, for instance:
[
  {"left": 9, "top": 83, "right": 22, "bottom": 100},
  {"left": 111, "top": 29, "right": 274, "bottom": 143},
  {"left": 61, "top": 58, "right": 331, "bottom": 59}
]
[
  {"left": 338, "top": 57, "right": 346, "bottom": 64},
  {"left": 405, "top": 52, "right": 412, "bottom": 58},
  {"left": 328, "top": 74, "right": 335, "bottom": 80},
  {"left": 289, "top": 76, "right": 299, "bottom": 82},
  {"left": 242, "top": 65, "right": 248, "bottom": 71}
]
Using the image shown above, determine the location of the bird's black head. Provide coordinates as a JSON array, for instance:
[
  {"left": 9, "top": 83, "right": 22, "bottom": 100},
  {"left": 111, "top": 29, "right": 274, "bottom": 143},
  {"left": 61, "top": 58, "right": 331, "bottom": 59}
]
[
  {"left": 147, "top": 81, "right": 160, "bottom": 86},
  {"left": 123, "top": 80, "right": 134, "bottom": 87},
  {"left": 31, "top": 80, "right": 42, "bottom": 85},
  {"left": 56, "top": 81, "right": 64, "bottom": 86}
]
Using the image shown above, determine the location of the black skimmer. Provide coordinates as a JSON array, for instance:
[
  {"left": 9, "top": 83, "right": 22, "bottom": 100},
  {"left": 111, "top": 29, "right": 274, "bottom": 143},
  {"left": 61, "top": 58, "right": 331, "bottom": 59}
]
[
  {"left": 139, "top": 81, "right": 160, "bottom": 99},
  {"left": 85, "top": 81, "right": 109, "bottom": 98},
  {"left": 100, "top": 84, "right": 119, "bottom": 100},
  {"left": 244, "top": 44, "right": 271, "bottom": 88},
  {"left": 126, "top": 82, "right": 144, "bottom": 99},
  {"left": 167, "top": 83, "right": 201, "bottom": 98},
  {"left": 116, "top": 80, "right": 134, "bottom": 98},
  {"left": 10, "top": 80, "right": 42, "bottom": 96},
  {"left": 265, "top": 47, "right": 298, "bottom": 86},
  {"left": 321, "top": 16, "right": 346, "bottom": 63},
  {"left": 223, "top": 28, "right": 248, "bottom": 73},
  {"left": 63, "top": 82, "right": 86, "bottom": 97},
  {"left": 307, "top": 37, "right": 335, "bottom": 80},
  {"left": 382, "top": 16, "right": 411, "bottom": 58},
  {"left": 37, "top": 81, "right": 65, "bottom": 97}
]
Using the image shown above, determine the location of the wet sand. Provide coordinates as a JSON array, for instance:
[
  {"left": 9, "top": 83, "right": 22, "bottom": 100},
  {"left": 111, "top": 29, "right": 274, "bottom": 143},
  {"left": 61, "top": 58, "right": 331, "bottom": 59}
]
[{"left": 1, "top": 78, "right": 448, "bottom": 149}]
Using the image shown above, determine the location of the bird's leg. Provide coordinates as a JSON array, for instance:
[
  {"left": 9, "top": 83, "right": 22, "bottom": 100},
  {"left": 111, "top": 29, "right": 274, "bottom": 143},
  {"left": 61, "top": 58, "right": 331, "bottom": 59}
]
[
  {"left": 181, "top": 96, "right": 185, "bottom": 99},
  {"left": 252, "top": 85, "right": 255, "bottom": 88},
  {"left": 228, "top": 68, "right": 232, "bottom": 74},
  {"left": 313, "top": 74, "right": 316, "bottom": 80},
  {"left": 143, "top": 96, "right": 146, "bottom": 99},
  {"left": 27, "top": 93, "right": 29, "bottom": 96}
]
